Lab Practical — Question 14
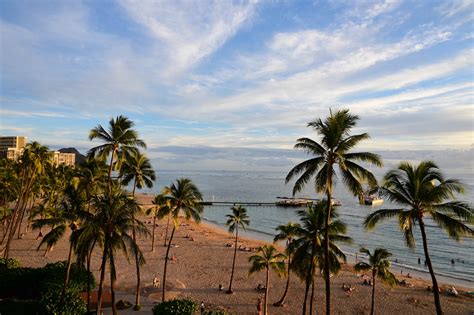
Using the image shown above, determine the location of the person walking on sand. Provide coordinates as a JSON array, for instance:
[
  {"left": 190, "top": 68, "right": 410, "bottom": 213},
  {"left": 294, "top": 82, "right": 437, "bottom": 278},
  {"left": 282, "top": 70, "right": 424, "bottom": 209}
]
[{"left": 200, "top": 301, "right": 205, "bottom": 315}]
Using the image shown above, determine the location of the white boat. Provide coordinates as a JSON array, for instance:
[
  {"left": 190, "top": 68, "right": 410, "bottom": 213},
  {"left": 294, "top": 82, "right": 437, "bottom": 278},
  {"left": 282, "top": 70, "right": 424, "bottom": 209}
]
[{"left": 362, "top": 195, "right": 383, "bottom": 206}]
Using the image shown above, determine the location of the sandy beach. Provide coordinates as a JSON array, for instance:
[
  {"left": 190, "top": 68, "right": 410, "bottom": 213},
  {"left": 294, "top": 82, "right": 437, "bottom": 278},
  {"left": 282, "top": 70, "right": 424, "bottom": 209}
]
[{"left": 6, "top": 193, "right": 474, "bottom": 314}]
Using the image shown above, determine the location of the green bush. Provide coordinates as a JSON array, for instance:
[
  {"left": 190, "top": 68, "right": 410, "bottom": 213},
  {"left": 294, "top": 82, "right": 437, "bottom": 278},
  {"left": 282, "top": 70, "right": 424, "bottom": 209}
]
[
  {"left": 152, "top": 298, "right": 198, "bottom": 315},
  {"left": 40, "top": 286, "right": 86, "bottom": 315},
  {"left": 0, "top": 257, "right": 21, "bottom": 269},
  {"left": 116, "top": 299, "right": 132, "bottom": 310}
]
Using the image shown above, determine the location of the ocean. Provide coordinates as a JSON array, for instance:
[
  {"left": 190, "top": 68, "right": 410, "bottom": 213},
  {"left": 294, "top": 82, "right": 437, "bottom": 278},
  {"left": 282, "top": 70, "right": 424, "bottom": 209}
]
[{"left": 142, "top": 169, "right": 474, "bottom": 287}]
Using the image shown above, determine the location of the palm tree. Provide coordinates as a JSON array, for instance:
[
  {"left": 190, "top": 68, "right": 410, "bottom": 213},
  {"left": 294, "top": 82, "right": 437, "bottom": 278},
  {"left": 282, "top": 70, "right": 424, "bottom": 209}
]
[
  {"left": 119, "top": 151, "right": 155, "bottom": 310},
  {"left": 146, "top": 193, "right": 169, "bottom": 252},
  {"left": 273, "top": 222, "right": 300, "bottom": 306},
  {"left": 88, "top": 115, "right": 146, "bottom": 182},
  {"left": 248, "top": 245, "right": 286, "bottom": 315},
  {"left": 291, "top": 201, "right": 352, "bottom": 315},
  {"left": 286, "top": 109, "right": 382, "bottom": 315},
  {"left": 86, "top": 183, "right": 148, "bottom": 315},
  {"left": 364, "top": 161, "right": 473, "bottom": 315},
  {"left": 32, "top": 184, "right": 86, "bottom": 308},
  {"left": 354, "top": 247, "right": 397, "bottom": 315},
  {"left": 161, "top": 178, "right": 203, "bottom": 301},
  {"left": 225, "top": 205, "right": 250, "bottom": 294},
  {"left": 2, "top": 141, "right": 52, "bottom": 258}
]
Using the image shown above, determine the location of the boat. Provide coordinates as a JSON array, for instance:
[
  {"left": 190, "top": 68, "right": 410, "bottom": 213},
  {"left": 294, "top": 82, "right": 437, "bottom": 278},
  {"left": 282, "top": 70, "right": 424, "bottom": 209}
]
[
  {"left": 275, "top": 198, "right": 313, "bottom": 207},
  {"left": 361, "top": 194, "right": 383, "bottom": 206},
  {"left": 331, "top": 198, "right": 342, "bottom": 206}
]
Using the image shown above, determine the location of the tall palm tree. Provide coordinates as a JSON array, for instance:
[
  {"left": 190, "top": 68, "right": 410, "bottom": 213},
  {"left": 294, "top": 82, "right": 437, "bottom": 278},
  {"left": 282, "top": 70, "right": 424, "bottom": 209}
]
[
  {"left": 161, "top": 178, "right": 203, "bottom": 301},
  {"left": 119, "top": 150, "right": 155, "bottom": 310},
  {"left": 364, "top": 161, "right": 473, "bottom": 315},
  {"left": 273, "top": 222, "right": 300, "bottom": 306},
  {"left": 291, "top": 201, "right": 352, "bottom": 315},
  {"left": 225, "top": 205, "right": 250, "bottom": 294},
  {"left": 2, "top": 141, "right": 52, "bottom": 258},
  {"left": 286, "top": 109, "right": 381, "bottom": 315},
  {"left": 88, "top": 115, "right": 146, "bottom": 182},
  {"left": 248, "top": 245, "right": 286, "bottom": 315},
  {"left": 32, "top": 184, "right": 86, "bottom": 308},
  {"left": 86, "top": 183, "right": 148, "bottom": 315},
  {"left": 354, "top": 247, "right": 397, "bottom": 315},
  {"left": 146, "top": 193, "right": 169, "bottom": 252}
]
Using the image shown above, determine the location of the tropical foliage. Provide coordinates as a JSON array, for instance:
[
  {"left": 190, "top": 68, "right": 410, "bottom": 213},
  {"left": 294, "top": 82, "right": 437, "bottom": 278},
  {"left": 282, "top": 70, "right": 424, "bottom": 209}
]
[
  {"left": 286, "top": 109, "right": 381, "bottom": 315},
  {"left": 364, "top": 161, "right": 473, "bottom": 315}
]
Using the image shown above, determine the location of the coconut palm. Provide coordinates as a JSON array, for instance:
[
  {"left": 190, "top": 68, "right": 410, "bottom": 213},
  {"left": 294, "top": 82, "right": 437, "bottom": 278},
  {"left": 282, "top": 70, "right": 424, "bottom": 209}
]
[
  {"left": 119, "top": 151, "right": 155, "bottom": 309},
  {"left": 286, "top": 109, "right": 382, "bottom": 314},
  {"left": 146, "top": 192, "right": 170, "bottom": 252},
  {"left": 364, "top": 161, "right": 473, "bottom": 315},
  {"left": 225, "top": 205, "right": 250, "bottom": 294},
  {"left": 86, "top": 183, "right": 148, "bottom": 315},
  {"left": 354, "top": 247, "right": 397, "bottom": 315},
  {"left": 291, "top": 201, "right": 352, "bottom": 315},
  {"left": 273, "top": 222, "right": 300, "bottom": 306},
  {"left": 88, "top": 115, "right": 146, "bottom": 182},
  {"left": 248, "top": 245, "right": 286, "bottom": 315},
  {"left": 161, "top": 178, "right": 203, "bottom": 301},
  {"left": 2, "top": 141, "right": 52, "bottom": 258},
  {"left": 32, "top": 184, "right": 86, "bottom": 308}
]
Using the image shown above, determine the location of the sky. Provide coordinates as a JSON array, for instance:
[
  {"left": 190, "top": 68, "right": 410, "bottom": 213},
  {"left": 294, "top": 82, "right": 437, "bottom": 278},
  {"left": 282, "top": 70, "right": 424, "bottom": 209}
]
[{"left": 0, "top": 0, "right": 473, "bottom": 171}]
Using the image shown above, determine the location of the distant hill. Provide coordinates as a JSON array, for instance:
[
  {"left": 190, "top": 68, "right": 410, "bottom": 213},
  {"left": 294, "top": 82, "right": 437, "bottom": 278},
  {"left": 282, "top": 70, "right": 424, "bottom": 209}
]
[{"left": 58, "top": 147, "right": 86, "bottom": 165}]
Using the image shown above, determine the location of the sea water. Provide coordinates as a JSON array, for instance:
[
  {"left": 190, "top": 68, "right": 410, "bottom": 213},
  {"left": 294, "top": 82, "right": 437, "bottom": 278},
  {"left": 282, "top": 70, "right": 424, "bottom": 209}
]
[{"left": 145, "top": 169, "right": 474, "bottom": 286}]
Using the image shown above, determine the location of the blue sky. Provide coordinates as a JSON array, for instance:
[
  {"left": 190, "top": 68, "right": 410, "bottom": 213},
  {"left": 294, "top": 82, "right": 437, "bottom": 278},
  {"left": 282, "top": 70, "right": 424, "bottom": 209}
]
[{"left": 0, "top": 0, "right": 473, "bottom": 170}]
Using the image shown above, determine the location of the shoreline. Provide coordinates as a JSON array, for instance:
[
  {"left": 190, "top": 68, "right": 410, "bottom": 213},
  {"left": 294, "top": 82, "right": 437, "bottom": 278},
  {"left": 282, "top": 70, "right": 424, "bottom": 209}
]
[{"left": 201, "top": 216, "right": 474, "bottom": 290}]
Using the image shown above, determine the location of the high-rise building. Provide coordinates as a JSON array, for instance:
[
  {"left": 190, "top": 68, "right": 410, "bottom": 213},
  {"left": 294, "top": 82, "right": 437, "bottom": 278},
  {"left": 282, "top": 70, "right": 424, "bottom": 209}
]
[
  {"left": 0, "top": 136, "right": 27, "bottom": 160},
  {"left": 52, "top": 151, "right": 76, "bottom": 167}
]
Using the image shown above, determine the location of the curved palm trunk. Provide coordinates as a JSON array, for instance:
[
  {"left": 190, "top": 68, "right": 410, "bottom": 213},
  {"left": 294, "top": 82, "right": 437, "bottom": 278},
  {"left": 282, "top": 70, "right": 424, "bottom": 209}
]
[
  {"left": 164, "top": 213, "right": 171, "bottom": 246},
  {"left": 419, "top": 219, "right": 442, "bottom": 315},
  {"left": 131, "top": 180, "right": 141, "bottom": 308},
  {"left": 371, "top": 269, "right": 376, "bottom": 315},
  {"left": 110, "top": 247, "right": 117, "bottom": 315},
  {"left": 324, "top": 191, "right": 332, "bottom": 315},
  {"left": 227, "top": 226, "right": 239, "bottom": 293},
  {"left": 151, "top": 211, "right": 156, "bottom": 252},
  {"left": 60, "top": 240, "right": 74, "bottom": 306},
  {"left": 108, "top": 149, "right": 116, "bottom": 183},
  {"left": 309, "top": 276, "right": 315, "bottom": 315},
  {"left": 264, "top": 266, "right": 269, "bottom": 315},
  {"left": 96, "top": 241, "right": 108, "bottom": 314},
  {"left": 162, "top": 226, "right": 176, "bottom": 301},
  {"left": 303, "top": 245, "right": 316, "bottom": 315},
  {"left": 274, "top": 252, "right": 291, "bottom": 306},
  {"left": 86, "top": 241, "right": 96, "bottom": 314}
]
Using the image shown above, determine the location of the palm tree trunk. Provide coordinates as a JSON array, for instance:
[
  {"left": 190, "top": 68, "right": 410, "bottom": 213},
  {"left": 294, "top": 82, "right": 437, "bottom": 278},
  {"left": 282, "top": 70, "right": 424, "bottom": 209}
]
[
  {"left": 164, "top": 213, "right": 171, "bottom": 246},
  {"left": 227, "top": 226, "right": 239, "bottom": 293},
  {"left": 108, "top": 149, "right": 116, "bottom": 183},
  {"left": 16, "top": 198, "right": 29, "bottom": 239},
  {"left": 110, "top": 247, "right": 117, "bottom": 315},
  {"left": 324, "top": 191, "right": 332, "bottom": 315},
  {"left": 151, "top": 210, "right": 156, "bottom": 252},
  {"left": 309, "top": 276, "right": 315, "bottom": 315},
  {"left": 303, "top": 249, "right": 315, "bottom": 315},
  {"left": 97, "top": 241, "right": 108, "bottom": 314},
  {"left": 86, "top": 241, "right": 95, "bottom": 314},
  {"left": 371, "top": 269, "right": 376, "bottom": 315},
  {"left": 419, "top": 218, "right": 443, "bottom": 315},
  {"left": 274, "top": 253, "right": 291, "bottom": 306},
  {"left": 264, "top": 266, "right": 269, "bottom": 315},
  {"left": 162, "top": 226, "right": 176, "bottom": 301},
  {"left": 60, "top": 240, "right": 74, "bottom": 306},
  {"left": 133, "top": 227, "right": 141, "bottom": 308}
]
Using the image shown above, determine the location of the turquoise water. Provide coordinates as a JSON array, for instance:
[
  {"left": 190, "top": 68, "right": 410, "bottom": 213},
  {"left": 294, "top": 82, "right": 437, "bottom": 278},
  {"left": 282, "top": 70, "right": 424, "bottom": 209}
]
[{"left": 144, "top": 169, "right": 474, "bottom": 285}]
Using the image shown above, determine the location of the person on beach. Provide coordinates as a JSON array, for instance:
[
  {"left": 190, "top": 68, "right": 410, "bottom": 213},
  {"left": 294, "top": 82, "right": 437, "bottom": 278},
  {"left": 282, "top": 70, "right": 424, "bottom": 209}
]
[
  {"left": 200, "top": 301, "right": 205, "bottom": 314},
  {"left": 257, "top": 298, "right": 262, "bottom": 315},
  {"left": 418, "top": 258, "right": 421, "bottom": 264}
]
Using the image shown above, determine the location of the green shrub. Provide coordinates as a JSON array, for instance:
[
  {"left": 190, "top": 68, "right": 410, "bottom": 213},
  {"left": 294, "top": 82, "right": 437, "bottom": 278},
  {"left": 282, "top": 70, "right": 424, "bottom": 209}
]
[
  {"left": 40, "top": 286, "right": 86, "bottom": 315},
  {"left": 0, "top": 257, "right": 21, "bottom": 269},
  {"left": 116, "top": 299, "right": 132, "bottom": 310},
  {"left": 152, "top": 298, "right": 198, "bottom": 315}
]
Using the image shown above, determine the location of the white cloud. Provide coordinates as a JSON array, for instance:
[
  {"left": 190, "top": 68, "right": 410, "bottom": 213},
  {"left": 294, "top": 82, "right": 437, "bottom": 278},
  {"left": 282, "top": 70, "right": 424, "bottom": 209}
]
[{"left": 119, "top": 0, "right": 258, "bottom": 76}]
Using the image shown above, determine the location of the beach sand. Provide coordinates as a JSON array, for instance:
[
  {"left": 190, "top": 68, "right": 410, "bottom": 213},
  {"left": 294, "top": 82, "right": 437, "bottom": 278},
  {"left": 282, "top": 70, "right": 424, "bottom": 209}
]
[{"left": 6, "top": 193, "right": 474, "bottom": 314}]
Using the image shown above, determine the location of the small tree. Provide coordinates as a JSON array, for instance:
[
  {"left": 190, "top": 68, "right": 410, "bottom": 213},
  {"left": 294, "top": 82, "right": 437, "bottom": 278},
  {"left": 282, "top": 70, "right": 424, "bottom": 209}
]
[
  {"left": 248, "top": 245, "right": 286, "bottom": 315},
  {"left": 354, "top": 248, "right": 397, "bottom": 315},
  {"left": 225, "top": 205, "right": 250, "bottom": 294}
]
